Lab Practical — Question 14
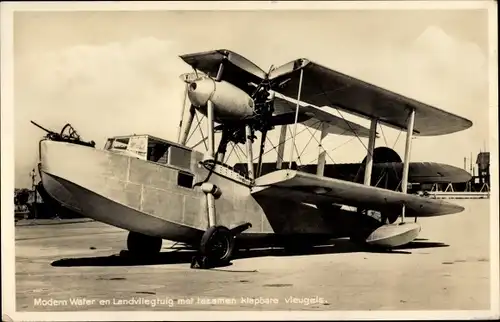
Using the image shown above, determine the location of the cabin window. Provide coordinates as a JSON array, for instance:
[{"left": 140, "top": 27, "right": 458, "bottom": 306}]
[
  {"left": 168, "top": 146, "right": 191, "bottom": 170},
  {"left": 104, "top": 139, "right": 113, "bottom": 150},
  {"left": 147, "top": 140, "right": 169, "bottom": 164},
  {"left": 127, "top": 136, "right": 148, "bottom": 159},
  {"left": 177, "top": 172, "right": 194, "bottom": 189},
  {"left": 145, "top": 138, "right": 192, "bottom": 171},
  {"left": 111, "top": 138, "right": 129, "bottom": 150}
]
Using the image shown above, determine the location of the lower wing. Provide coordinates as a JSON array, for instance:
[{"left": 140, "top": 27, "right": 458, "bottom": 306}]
[{"left": 252, "top": 170, "right": 464, "bottom": 217}]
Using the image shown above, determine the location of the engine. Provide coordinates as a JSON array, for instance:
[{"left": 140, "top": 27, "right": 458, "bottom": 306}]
[{"left": 187, "top": 77, "right": 255, "bottom": 122}]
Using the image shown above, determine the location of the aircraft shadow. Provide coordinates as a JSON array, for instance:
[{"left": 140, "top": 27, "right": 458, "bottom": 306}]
[{"left": 50, "top": 239, "right": 449, "bottom": 268}]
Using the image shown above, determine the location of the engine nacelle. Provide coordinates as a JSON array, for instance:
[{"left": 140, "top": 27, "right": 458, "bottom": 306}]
[{"left": 187, "top": 77, "right": 255, "bottom": 121}]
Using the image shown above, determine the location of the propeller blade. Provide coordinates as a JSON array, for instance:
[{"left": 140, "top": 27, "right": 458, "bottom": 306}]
[{"left": 179, "top": 71, "right": 203, "bottom": 84}]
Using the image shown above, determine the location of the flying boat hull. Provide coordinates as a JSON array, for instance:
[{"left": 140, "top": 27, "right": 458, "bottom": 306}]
[{"left": 38, "top": 140, "right": 340, "bottom": 248}]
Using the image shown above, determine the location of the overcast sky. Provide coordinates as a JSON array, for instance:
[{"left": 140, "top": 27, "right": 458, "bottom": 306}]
[{"left": 12, "top": 8, "right": 492, "bottom": 188}]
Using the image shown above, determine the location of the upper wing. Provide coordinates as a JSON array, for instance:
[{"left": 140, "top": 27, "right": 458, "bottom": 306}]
[
  {"left": 252, "top": 169, "right": 464, "bottom": 217},
  {"left": 180, "top": 50, "right": 472, "bottom": 136},
  {"left": 179, "top": 49, "right": 266, "bottom": 91},
  {"left": 269, "top": 59, "right": 473, "bottom": 136},
  {"left": 273, "top": 95, "right": 374, "bottom": 138}
]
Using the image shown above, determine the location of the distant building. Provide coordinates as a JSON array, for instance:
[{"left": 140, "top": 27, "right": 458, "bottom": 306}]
[
  {"left": 420, "top": 151, "right": 490, "bottom": 195},
  {"left": 476, "top": 152, "right": 490, "bottom": 186}
]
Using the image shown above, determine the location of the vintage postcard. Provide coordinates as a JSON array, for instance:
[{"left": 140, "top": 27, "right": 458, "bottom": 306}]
[{"left": 1, "top": 1, "right": 498, "bottom": 321}]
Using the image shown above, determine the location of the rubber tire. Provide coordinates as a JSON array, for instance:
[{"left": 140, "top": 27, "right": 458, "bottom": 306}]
[
  {"left": 200, "top": 226, "right": 235, "bottom": 262},
  {"left": 127, "top": 231, "right": 162, "bottom": 256}
]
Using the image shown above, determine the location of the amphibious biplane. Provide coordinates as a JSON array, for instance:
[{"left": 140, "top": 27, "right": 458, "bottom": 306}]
[{"left": 36, "top": 49, "right": 472, "bottom": 268}]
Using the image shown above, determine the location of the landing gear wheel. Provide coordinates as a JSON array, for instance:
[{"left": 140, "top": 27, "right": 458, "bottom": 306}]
[
  {"left": 200, "top": 226, "right": 235, "bottom": 262},
  {"left": 126, "top": 231, "right": 162, "bottom": 257}
]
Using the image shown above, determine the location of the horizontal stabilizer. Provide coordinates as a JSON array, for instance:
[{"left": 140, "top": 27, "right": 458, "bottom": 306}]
[{"left": 252, "top": 170, "right": 464, "bottom": 217}]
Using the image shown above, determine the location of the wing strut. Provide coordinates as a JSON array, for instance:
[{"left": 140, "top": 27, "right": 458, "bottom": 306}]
[
  {"left": 363, "top": 119, "right": 378, "bottom": 185},
  {"left": 206, "top": 61, "right": 225, "bottom": 160},
  {"left": 256, "top": 130, "right": 267, "bottom": 177},
  {"left": 245, "top": 125, "right": 255, "bottom": 179},
  {"left": 177, "top": 83, "right": 189, "bottom": 143},
  {"left": 201, "top": 62, "right": 226, "bottom": 232},
  {"left": 180, "top": 107, "right": 195, "bottom": 145},
  {"left": 316, "top": 122, "right": 328, "bottom": 176},
  {"left": 179, "top": 72, "right": 198, "bottom": 145},
  {"left": 276, "top": 125, "right": 287, "bottom": 169},
  {"left": 288, "top": 69, "right": 304, "bottom": 169},
  {"left": 400, "top": 108, "right": 416, "bottom": 222}
]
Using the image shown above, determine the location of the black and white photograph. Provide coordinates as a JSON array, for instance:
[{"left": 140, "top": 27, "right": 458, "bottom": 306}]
[{"left": 1, "top": 1, "right": 498, "bottom": 321}]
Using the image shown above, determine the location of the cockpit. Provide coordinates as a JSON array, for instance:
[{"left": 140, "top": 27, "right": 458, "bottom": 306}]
[
  {"left": 103, "top": 135, "right": 192, "bottom": 171},
  {"left": 103, "top": 134, "right": 253, "bottom": 187}
]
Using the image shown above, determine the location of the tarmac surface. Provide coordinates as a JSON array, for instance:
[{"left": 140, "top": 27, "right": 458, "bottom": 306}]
[{"left": 15, "top": 199, "right": 491, "bottom": 311}]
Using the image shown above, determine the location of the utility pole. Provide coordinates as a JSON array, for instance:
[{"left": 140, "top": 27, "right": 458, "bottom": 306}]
[
  {"left": 470, "top": 152, "right": 473, "bottom": 175},
  {"left": 30, "top": 168, "right": 37, "bottom": 219}
]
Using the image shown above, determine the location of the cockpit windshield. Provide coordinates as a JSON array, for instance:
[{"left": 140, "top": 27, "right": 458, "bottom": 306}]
[{"left": 105, "top": 135, "right": 148, "bottom": 160}]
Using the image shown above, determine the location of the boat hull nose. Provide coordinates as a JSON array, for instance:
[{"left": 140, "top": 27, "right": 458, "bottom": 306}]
[
  {"left": 39, "top": 140, "right": 97, "bottom": 213},
  {"left": 366, "top": 222, "right": 421, "bottom": 248},
  {"left": 40, "top": 170, "right": 83, "bottom": 213}
]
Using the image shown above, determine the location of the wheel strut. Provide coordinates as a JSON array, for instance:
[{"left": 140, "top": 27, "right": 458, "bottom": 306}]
[{"left": 193, "top": 182, "right": 252, "bottom": 269}]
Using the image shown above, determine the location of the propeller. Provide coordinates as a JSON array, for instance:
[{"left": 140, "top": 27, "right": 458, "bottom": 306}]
[{"left": 179, "top": 71, "right": 201, "bottom": 84}]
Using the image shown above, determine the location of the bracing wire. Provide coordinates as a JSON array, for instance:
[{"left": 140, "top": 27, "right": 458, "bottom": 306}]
[
  {"left": 250, "top": 120, "right": 355, "bottom": 170},
  {"left": 265, "top": 136, "right": 285, "bottom": 164},
  {"left": 186, "top": 111, "right": 204, "bottom": 144},
  {"left": 194, "top": 112, "right": 209, "bottom": 151},
  {"left": 288, "top": 125, "right": 303, "bottom": 166},
  {"left": 235, "top": 144, "right": 247, "bottom": 159},
  {"left": 232, "top": 142, "right": 243, "bottom": 164},
  {"left": 379, "top": 123, "right": 388, "bottom": 146},
  {"left": 308, "top": 75, "right": 417, "bottom": 188},
  {"left": 254, "top": 120, "right": 322, "bottom": 161},
  {"left": 312, "top": 81, "right": 369, "bottom": 155},
  {"left": 298, "top": 133, "right": 355, "bottom": 167},
  {"left": 297, "top": 122, "right": 322, "bottom": 162},
  {"left": 224, "top": 141, "right": 237, "bottom": 164}
]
